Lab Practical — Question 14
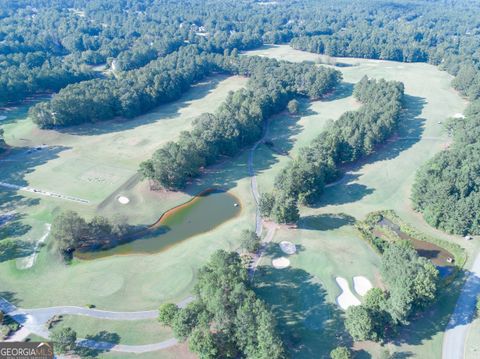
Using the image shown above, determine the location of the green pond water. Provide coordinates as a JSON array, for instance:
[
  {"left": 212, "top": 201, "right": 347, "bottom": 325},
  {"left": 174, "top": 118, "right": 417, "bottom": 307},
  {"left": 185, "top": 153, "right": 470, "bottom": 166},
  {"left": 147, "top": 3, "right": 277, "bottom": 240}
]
[{"left": 76, "top": 190, "right": 241, "bottom": 260}]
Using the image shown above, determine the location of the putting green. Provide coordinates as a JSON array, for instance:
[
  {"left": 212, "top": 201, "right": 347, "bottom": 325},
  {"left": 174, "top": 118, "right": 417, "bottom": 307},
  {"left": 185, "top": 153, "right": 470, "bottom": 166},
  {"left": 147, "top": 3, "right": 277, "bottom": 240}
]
[
  {"left": 0, "top": 45, "right": 474, "bottom": 358},
  {"left": 247, "top": 45, "right": 471, "bottom": 358}
]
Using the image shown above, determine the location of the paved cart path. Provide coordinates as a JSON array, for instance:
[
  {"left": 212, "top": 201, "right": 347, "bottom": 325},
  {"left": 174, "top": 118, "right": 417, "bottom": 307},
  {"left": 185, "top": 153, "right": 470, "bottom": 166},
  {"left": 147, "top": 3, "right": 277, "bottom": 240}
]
[{"left": 442, "top": 252, "right": 480, "bottom": 359}]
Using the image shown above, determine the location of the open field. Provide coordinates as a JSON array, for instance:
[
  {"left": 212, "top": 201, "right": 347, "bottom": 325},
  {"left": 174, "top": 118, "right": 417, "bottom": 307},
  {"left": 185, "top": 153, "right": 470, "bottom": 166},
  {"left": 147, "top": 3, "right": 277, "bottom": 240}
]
[
  {"left": 54, "top": 315, "right": 173, "bottom": 346},
  {"left": 1, "top": 74, "right": 247, "bottom": 210},
  {"left": 248, "top": 45, "right": 477, "bottom": 358},
  {"left": 0, "top": 74, "right": 256, "bottom": 312},
  {"left": 466, "top": 317, "right": 480, "bottom": 359},
  {"left": 0, "top": 44, "right": 477, "bottom": 358}
]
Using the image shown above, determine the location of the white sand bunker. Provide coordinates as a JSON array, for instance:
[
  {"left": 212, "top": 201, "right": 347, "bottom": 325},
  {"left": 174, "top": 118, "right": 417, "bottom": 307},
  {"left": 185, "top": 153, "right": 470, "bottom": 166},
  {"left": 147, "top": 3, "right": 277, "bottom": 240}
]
[
  {"left": 272, "top": 257, "right": 290, "bottom": 269},
  {"left": 118, "top": 196, "right": 130, "bottom": 204},
  {"left": 353, "top": 276, "right": 373, "bottom": 296},
  {"left": 279, "top": 241, "right": 296, "bottom": 255},
  {"left": 335, "top": 277, "right": 361, "bottom": 310},
  {"left": 453, "top": 113, "right": 465, "bottom": 119},
  {"left": 18, "top": 223, "right": 51, "bottom": 269}
]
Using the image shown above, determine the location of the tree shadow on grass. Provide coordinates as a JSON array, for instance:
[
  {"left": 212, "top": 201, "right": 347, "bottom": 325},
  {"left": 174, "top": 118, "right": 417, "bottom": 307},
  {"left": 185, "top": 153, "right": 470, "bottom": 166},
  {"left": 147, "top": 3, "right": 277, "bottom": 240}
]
[
  {"left": 0, "top": 291, "right": 21, "bottom": 308},
  {"left": 0, "top": 212, "right": 31, "bottom": 239},
  {"left": 254, "top": 266, "right": 349, "bottom": 358},
  {"left": 0, "top": 240, "right": 33, "bottom": 262},
  {"left": 325, "top": 82, "right": 354, "bottom": 101},
  {"left": 390, "top": 269, "right": 479, "bottom": 348},
  {"left": 311, "top": 94, "right": 426, "bottom": 208},
  {"left": 55, "top": 75, "right": 231, "bottom": 137},
  {"left": 0, "top": 146, "right": 68, "bottom": 188},
  {"left": 298, "top": 213, "right": 356, "bottom": 231},
  {"left": 262, "top": 242, "right": 306, "bottom": 258},
  {"left": 77, "top": 331, "right": 121, "bottom": 358}
]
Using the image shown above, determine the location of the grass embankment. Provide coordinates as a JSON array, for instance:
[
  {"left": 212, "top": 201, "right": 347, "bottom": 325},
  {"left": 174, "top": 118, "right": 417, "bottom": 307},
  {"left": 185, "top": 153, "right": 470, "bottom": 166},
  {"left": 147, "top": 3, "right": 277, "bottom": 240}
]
[
  {"left": 249, "top": 45, "right": 468, "bottom": 359},
  {"left": 356, "top": 210, "right": 466, "bottom": 269}
]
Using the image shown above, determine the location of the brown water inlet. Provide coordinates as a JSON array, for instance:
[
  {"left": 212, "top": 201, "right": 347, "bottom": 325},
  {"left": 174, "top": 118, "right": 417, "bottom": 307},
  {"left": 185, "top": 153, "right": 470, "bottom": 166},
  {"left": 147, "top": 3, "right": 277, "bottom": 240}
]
[{"left": 77, "top": 189, "right": 241, "bottom": 260}]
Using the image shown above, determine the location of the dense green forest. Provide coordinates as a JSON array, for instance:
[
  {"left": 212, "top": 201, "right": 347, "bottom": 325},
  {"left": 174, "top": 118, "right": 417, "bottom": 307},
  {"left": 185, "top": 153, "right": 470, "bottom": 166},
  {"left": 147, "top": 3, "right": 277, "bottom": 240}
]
[
  {"left": 139, "top": 56, "right": 340, "bottom": 189},
  {"left": 30, "top": 46, "right": 228, "bottom": 127},
  {"left": 158, "top": 250, "right": 285, "bottom": 359},
  {"left": 2, "top": 0, "right": 480, "bottom": 106},
  {"left": 412, "top": 100, "right": 480, "bottom": 235},
  {"left": 261, "top": 77, "right": 404, "bottom": 223}
]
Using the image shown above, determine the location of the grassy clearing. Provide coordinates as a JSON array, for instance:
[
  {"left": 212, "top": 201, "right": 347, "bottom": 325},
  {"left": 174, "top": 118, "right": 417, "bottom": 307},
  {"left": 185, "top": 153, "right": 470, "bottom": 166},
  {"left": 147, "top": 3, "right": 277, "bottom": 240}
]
[
  {"left": 98, "top": 344, "right": 197, "bottom": 359},
  {"left": 0, "top": 74, "right": 255, "bottom": 310},
  {"left": 53, "top": 315, "right": 173, "bottom": 345},
  {"left": 466, "top": 317, "right": 480, "bottom": 359},
  {"left": 0, "top": 45, "right": 474, "bottom": 358},
  {"left": 247, "top": 45, "right": 472, "bottom": 358}
]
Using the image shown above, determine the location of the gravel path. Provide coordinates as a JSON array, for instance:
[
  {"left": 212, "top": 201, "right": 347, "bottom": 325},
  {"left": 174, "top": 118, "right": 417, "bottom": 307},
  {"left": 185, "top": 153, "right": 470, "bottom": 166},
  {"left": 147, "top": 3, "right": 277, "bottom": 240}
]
[{"left": 442, "top": 252, "right": 480, "bottom": 359}]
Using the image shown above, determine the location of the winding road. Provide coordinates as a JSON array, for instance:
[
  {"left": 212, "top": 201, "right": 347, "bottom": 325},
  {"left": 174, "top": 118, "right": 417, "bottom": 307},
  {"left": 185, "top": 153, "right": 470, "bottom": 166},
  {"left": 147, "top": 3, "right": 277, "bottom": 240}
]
[
  {"left": 0, "top": 118, "right": 272, "bottom": 353},
  {"left": 0, "top": 297, "right": 195, "bottom": 353},
  {"left": 442, "top": 252, "right": 480, "bottom": 359}
]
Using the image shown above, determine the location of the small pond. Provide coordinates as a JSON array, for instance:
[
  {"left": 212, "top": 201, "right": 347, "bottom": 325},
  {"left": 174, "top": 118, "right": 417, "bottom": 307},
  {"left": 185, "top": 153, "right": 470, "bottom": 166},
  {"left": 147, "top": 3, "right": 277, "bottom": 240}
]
[
  {"left": 76, "top": 189, "right": 241, "bottom": 260},
  {"left": 378, "top": 218, "right": 455, "bottom": 277}
]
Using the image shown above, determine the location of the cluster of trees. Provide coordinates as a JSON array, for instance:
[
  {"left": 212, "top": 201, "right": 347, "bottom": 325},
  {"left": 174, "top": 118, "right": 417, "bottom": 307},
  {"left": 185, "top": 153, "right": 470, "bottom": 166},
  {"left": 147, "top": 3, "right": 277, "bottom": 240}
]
[
  {"left": 50, "top": 326, "right": 77, "bottom": 354},
  {"left": 291, "top": 33, "right": 429, "bottom": 63},
  {"left": 2, "top": 0, "right": 480, "bottom": 106},
  {"left": 50, "top": 211, "right": 129, "bottom": 259},
  {"left": 158, "top": 250, "right": 285, "bottom": 359},
  {"left": 0, "top": 0, "right": 349, "bottom": 105},
  {"left": 452, "top": 64, "right": 480, "bottom": 101},
  {"left": 330, "top": 347, "right": 352, "bottom": 359},
  {"left": 261, "top": 77, "right": 404, "bottom": 223},
  {"left": 139, "top": 55, "right": 341, "bottom": 190},
  {"left": 412, "top": 100, "right": 480, "bottom": 235},
  {"left": 345, "top": 242, "right": 438, "bottom": 342},
  {"left": 29, "top": 46, "right": 228, "bottom": 127},
  {"left": 240, "top": 229, "right": 261, "bottom": 253},
  {"left": 0, "top": 53, "right": 94, "bottom": 104}
]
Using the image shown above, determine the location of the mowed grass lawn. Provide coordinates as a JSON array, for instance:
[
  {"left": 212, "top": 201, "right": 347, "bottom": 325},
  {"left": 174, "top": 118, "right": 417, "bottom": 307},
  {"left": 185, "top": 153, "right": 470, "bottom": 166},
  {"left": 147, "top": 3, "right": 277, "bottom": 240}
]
[
  {"left": 0, "top": 45, "right": 472, "bottom": 358},
  {"left": 247, "top": 45, "right": 470, "bottom": 358},
  {"left": 466, "top": 317, "right": 480, "bottom": 359},
  {"left": 54, "top": 315, "right": 173, "bottom": 345},
  {"left": 0, "top": 74, "right": 256, "bottom": 311},
  {"left": 2, "top": 74, "right": 247, "bottom": 206}
]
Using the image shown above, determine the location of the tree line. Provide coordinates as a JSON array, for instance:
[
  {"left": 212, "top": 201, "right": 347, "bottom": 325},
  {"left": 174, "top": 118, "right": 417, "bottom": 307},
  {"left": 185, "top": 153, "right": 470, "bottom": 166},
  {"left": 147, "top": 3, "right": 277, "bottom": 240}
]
[
  {"left": 345, "top": 241, "right": 438, "bottom": 342},
  {"left": 29, "top": 46, "right": 227, "bottom": 127},
  {"left": 139, "top": 55, "right": 341, "bottom": 190},
  {"left": 0, "top": 0, "right": 340, "bottom": 104},
  {"left": 4, "top": 0, "right": 480, "bottom": 106},
  {"left": 158, "top": 249, "right": 285, "bottom": 359},
  {"left": 412, "top": 100, "right": 480, "bottom": 235},
  {"left": 50, "top": 211, "right": 130, "bottom": 260},
  {"left": 260, "top": 76, "right": 405, "bottom": 223}
]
